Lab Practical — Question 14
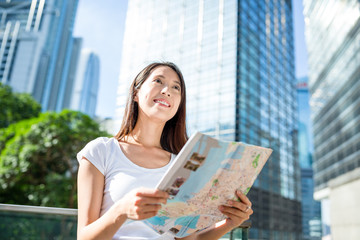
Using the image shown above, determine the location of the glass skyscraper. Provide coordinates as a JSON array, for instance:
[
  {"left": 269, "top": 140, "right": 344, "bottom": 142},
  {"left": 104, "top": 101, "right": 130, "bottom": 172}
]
[
  {"left": 69, "top": 47, "right": 100, "bottom": 118},
  {"left": 297, "top": 77, "right": 322, "bottom": 240},
  {"left": 0, "top": 0, "right": 79, "bottom": 111},
  {"left": 303, "top": 0, "right": 360, "bottom": 238},
  {"left": 116, "top": 0, "right": 301, "bottom": 239}
]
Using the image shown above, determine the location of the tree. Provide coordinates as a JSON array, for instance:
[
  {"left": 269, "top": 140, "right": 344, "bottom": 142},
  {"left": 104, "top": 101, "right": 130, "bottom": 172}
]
[
  {"left": 0, "top": 110, "right": 109, "bottom": 208},
  {"left": 0, "top": 83, "right": 41, "bottom": 128}
]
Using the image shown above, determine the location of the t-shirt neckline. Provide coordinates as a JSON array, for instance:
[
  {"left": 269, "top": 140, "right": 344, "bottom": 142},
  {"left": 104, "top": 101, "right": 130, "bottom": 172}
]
[{"left": 111, "top": 137, "right": 175, "bottom": 171}]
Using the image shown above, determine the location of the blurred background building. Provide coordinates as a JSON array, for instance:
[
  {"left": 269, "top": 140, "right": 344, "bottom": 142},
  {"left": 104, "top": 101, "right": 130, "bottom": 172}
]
[
  {"left": 116, "top": 0, "right": 301, "bottom": 239},
  {"left": 69, "top": 47, "right": 100, "bottom": 118},
  {"left": 0, "top": 0, "right": 99, "bottom": 117},
  {"left": 297, "top": 77, "right": 322, "bottom": 240},
  {"left": 60, "top": 37, "right": 82, "bottom": 111},
  {"left": 0, "top": 0, "right": 78, "bottom": 111},
  {"left": 303, "top": 0, "right": 360, "bottom": 239}
]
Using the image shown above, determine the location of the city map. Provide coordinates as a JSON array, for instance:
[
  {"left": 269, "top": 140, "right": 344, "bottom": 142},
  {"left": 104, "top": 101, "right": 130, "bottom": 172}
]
[{"left": 144, "top": 132, "right": 273, "bottom": 237}]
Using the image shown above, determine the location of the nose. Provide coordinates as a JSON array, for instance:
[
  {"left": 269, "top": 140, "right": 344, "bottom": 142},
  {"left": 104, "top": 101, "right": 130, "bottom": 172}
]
[{"left": 161, "top": 86, "right": 170, "bottom": 97}]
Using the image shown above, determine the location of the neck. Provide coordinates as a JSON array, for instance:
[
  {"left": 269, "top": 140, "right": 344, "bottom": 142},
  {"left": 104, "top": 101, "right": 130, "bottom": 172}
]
[{"left": 128, "top": 117, "right": 165, "bottom": 148}]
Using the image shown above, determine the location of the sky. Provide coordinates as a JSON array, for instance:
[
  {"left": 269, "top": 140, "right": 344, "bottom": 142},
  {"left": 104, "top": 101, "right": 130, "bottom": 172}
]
[
  {"left": 73, "top": 0, "right": 128, "bottom": 119},
  {"left": 292, "top": 0, "right": 309, "bottom": 80},
  {"left": 73, "top": 0, "right": 309, "bottom": 119}
]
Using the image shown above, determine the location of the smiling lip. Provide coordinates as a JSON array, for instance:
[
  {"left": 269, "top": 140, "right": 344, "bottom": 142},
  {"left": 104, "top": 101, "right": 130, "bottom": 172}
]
[{"left": 154, "top": 99, "right": 171, "bottom": 107}]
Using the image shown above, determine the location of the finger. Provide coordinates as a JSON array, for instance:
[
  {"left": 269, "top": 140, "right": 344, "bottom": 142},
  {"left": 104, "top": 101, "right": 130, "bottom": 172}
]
[
  {"left": 226, "top": 200, "right": 250, "bottom": 212},
  {"left": 224, "top": 211, "right": 244, "bottom": 222},
  {"left": 136, "top": 188, "right": 169, "bottom": 199},
  {"left": 223, "top": 211, "right": 249, "bottom": 224},
  {"left": 219, "top": 205, "right": 251, "bottom": 219},
  {"left": 133, "top": 211, "right": 159, "bottom": 220},
  {"left": 236, "top": 190, "right": 252, "bottom": 207},
  {"left": 142, "top": 203, "right": 163, "bottom": 213},
  {"left": 131, "top": 203, "right": 161, "bottom": 216},
  {"left": 134, "top": 196, "right": 167, "bottom": 206}
]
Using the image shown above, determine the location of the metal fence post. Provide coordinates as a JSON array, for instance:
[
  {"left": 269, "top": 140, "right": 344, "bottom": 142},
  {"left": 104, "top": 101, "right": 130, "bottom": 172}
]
[
  {"left": 229, "top": 220, "right": 251, "bottom": 240},
  {"left": 242, "top": 227, "right": 249, "bottom": 240}
]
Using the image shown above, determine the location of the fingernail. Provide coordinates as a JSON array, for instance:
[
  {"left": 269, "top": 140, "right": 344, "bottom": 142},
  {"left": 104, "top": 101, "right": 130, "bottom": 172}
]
[
  {"left": 218, "top": 206, "right": 224, "bottom": 211},
  {"left": 227, "top": 200, "right": 233, "bottom": 205}
]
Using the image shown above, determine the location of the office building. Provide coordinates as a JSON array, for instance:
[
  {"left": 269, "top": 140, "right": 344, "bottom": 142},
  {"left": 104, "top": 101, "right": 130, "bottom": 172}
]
[
  {"left": 0, "top": 0, "right": 79, "bottom": 111},
  {"left": 60, "top": 37, "right": 82, "bottom": 111},
  {"left": 303, "top": 0, "right": 360, "bottom": 239},
  {"left": 297, "top": 77, "right": 322, "bottom": 240},
  {"left": 69, "top": 47, "right": 100, "bottom": 118},
  {"left": 116, "top": 0, "right": 301, "bottom": 239}
]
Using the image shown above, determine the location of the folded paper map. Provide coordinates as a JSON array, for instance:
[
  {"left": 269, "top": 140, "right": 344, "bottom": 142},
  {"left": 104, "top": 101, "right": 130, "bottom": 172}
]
[{"left": 144, "top": 131, "right": 272, "bottom": 237}]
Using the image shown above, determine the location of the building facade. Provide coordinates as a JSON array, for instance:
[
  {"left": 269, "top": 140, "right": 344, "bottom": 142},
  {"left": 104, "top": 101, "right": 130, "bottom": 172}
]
[
  {"left": 116, "top": 0, "right": 301, "bottom": 239},
  {"left": 0, "top": 0, "right": 79, "bottom": 111},
  {"left": 297, "top": 77, "right": 322, "bottom": 240},
  {"left": 303, "top": 0, "right": 360, "bottom": 239},
  {"left": 61, "top": 37, "right": 82, "bottom": 112},
  {"left": 69, "top": 47, "right": 100, "bottom": 118}
]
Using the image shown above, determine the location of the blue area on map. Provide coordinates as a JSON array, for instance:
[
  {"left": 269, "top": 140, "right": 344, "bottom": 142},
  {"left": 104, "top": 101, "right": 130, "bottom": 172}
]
[
  {"left": 232, "top": 144, "right": 245, "bottom": 159},
  {"left": 223, "top": 163, "right": 231, "bottom": 169},
  {"left": 174, "top": 215, "right": 199, "bottom": 229},
  {"left": 146, "top": 215, "right": 170, "bottom": 226},
  {"left": 174, "top": 215, "right": 200, "bottom": 236}
]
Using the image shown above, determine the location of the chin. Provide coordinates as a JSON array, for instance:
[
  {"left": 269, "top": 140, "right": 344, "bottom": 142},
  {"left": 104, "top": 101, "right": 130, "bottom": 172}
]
[{"left": 151, "top": 112, "right": 176, "bottom": 123}]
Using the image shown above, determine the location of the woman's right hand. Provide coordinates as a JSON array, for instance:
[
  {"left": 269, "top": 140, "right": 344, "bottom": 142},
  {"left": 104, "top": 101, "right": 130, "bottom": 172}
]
[{"left": 117, "top": 187, "right": 169, "bottom": 220}]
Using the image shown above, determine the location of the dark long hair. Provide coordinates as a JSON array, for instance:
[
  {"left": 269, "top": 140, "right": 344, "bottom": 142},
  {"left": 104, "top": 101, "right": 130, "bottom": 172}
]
[{"left": 115, "top": 62, "right": 188, "bottom": 154}]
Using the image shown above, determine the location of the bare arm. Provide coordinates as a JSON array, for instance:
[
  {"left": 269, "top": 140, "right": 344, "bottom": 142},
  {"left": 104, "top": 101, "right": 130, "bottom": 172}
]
[
  {"left": 177, "top": 191, "right": 253, "bottom": 240},
  {"left": 77, "top": 157, "right": 127, "bottom": 240},
  {"left": 77, "top": 157, "right": 169, "bottom": 240}
]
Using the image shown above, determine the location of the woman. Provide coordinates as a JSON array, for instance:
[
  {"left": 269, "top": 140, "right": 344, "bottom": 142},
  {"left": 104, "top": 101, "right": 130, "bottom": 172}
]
[{"left": 77, "top": 62, "right": 253, "bottom": 240}]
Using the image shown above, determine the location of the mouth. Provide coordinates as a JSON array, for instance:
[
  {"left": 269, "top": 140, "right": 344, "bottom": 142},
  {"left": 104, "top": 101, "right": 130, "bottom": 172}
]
[{"left": 154, "top": 99, "right": 171, "bottom": 107}]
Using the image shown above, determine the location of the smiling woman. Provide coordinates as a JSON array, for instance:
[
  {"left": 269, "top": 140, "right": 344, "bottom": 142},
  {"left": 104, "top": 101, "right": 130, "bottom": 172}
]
[{"left": 76, "top": 62, "right": 253, "bottom": 240}]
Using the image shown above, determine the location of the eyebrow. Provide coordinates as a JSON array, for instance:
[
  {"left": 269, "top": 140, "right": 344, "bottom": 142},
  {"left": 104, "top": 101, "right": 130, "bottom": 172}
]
[{"left": 154, "top": 75, "right": 181, "bottom": 86}]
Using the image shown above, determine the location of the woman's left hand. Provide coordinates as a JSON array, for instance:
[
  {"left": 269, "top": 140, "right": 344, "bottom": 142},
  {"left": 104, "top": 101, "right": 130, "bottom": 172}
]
[
  {"left": 218, "top": 190, "right": 253, "bottom": 229},
  {"left": 177, "top": 190, "right": 253, "bottom": 240}
]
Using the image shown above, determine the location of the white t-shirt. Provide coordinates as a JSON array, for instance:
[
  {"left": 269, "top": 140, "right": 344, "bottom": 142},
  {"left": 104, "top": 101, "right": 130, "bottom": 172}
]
[{"left": 77, "top": 137, "right": 176, "bottom": 240}]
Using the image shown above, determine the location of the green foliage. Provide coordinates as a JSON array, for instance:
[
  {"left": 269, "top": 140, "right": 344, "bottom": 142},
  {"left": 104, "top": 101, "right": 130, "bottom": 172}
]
[
  {"left": 0, "top": 83, "right": 41, "bottom": 128},
  {"left": 0, "top": 110, "right": 109, "bottom": 208}
]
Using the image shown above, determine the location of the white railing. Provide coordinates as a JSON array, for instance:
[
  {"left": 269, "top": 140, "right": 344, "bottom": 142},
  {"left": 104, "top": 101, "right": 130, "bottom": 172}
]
[
  {"left": 0, "top": 203, "right": 248, "bottom": 239},
  {"left": 0, "top": 203, "right": 77, "bottom": 216}
]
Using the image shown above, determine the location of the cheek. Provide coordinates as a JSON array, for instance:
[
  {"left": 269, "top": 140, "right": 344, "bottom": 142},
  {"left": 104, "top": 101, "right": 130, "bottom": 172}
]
[
  {"left": 137, "top": 90, "right": 151, "bottom": 103},
  {"left": 174, "top": 97, "right": 182, "bottom": 112}
]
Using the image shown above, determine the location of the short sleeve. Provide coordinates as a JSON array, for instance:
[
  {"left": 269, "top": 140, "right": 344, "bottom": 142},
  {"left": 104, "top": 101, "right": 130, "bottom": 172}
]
[{"left": 77, "top": 137, "right": 109, "bottom": 175}]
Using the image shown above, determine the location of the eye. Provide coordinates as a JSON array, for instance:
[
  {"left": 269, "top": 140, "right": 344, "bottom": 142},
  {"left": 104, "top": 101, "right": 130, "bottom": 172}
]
[
  {"left": 154, "top": 79, "right": 162, "bottom": 84},
  {"left": 173, "top": 85, "right": 181, "bottom": 91}
]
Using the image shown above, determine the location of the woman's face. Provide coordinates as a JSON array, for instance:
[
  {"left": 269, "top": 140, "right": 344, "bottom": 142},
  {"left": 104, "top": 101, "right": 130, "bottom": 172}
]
[{"left": 135, "top": 66, "right": 182, "bottom": 123}]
